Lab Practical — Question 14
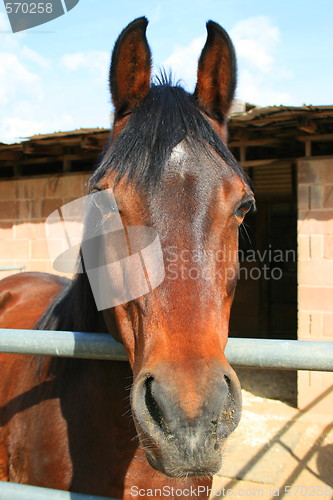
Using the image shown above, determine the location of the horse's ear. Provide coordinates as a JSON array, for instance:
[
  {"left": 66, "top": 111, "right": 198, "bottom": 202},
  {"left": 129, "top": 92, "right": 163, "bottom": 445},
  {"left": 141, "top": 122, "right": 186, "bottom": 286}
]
[
  {"left": 194, "top": 21, "right": 236, "bottom": 122},
  {"left": 110, "top": 17, "right": 152, "bottom": 117}
]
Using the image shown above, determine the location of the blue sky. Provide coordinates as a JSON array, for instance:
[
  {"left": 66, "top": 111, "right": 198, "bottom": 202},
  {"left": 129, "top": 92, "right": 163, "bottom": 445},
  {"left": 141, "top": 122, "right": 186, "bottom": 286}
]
[{"left": 0, "top": 0, "right": 332, "bottom": 143}]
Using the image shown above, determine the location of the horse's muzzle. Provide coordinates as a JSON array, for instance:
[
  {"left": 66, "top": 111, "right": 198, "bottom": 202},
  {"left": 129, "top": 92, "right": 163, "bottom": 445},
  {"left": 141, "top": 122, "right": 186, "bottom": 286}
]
[{"left": 131, "top": 363, "right": 242, "bottom": 477}]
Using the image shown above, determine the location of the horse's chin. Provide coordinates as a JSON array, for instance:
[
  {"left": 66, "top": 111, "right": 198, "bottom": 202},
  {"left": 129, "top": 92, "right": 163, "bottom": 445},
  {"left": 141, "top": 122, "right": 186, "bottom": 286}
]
[
  {"left": 145, "top": 453, "right": 219, "bottom": 478},
  {"left": 137, "top": 430, "right": 224, "bottom": 478}
]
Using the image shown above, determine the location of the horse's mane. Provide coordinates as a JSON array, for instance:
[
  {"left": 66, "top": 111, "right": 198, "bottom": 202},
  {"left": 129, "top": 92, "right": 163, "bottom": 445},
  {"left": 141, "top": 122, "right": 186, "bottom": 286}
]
[
  {"left": 36, "top": 80, "right": 249, "bottom": 333},
  {"left": 88, "top": 79, "right": 248, "bottom": 191},
  {"left": 35, "top": 274, "right": 102, "bottom": 333}
]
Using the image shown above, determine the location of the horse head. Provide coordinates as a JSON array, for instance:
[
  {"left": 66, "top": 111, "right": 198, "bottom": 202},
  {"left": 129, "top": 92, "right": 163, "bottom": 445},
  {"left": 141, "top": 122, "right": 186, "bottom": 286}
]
[{"left": 87, "top": 17, "right": 255, "bottom": 478}]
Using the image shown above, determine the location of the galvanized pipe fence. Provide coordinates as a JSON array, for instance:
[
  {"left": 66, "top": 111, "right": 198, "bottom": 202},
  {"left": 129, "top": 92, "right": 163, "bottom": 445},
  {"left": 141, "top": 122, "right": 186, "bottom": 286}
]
[
  {"left": 0, "top": 265, "right": 25, "bottom": 272},
  {"left": 0, "top": 327, "right": 333, "bottom": 500},
  {"left": 0, "top": 481, "right": 114, "bottom": 500},
  {"left": 0, "top": 328, "right": 333, "bottom": 371}
]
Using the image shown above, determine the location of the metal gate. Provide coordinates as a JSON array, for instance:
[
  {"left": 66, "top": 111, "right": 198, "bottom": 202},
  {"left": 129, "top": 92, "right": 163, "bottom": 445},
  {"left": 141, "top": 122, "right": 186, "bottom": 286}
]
[{"left": 1, "top": 328, "right": 333, "bottom": 499}]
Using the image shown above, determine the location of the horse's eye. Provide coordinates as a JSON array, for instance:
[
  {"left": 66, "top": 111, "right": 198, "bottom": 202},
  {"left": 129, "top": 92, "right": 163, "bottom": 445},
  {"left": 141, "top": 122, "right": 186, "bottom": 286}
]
[
  {"left": 235, "top": 199, "right": 256, "bottom": 219},
  {"left": 89, "top": 189, "right": 120, "bottom": 215}
]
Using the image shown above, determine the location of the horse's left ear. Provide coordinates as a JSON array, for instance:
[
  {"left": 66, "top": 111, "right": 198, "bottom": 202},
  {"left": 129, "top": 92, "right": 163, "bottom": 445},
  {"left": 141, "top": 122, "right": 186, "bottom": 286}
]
[
  {"left": 194, "top": 21, "right": 236, "bottom": 122},
  {"left": 110, "top": 17, "right": 152, "bottom": 117}
]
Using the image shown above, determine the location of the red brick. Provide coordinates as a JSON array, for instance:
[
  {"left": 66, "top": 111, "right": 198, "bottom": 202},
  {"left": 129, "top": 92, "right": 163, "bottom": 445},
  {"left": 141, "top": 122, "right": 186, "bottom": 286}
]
[
  {"left": 298, "top": 185, "right": 310, "bottom": 210},
  {"left": 298, "top": 160, "right": 316, "bottom": 184},
  {"left": 0, "top": 201, "right": 18, "bottom": 219},
  {"left": 25, "top": 261, "right": 51, "bottom": 273},
  {"left": 324, "top": 236, "right": 333, "bottom": 259},
  {"left": 298, "top": 311, "right": 310, "bottom": 338},
  {"left": 14, "top": 177, "right": 48, "bottom": 200},
  {"left": 30, "top": 199, "right": 43, "bottom": 220},
  {"left": 0, "top": 181, "right": 15, "bottom": 200},
  {"left": 61, "top": 198, "right": 86, "bottom": 220},
  {"left": 298, "top": 235, "right": 310, "bottom": 260},
  {"left": 309, "top": 312, "right": 324, "bottom": 337},
  {"left": 31, "top": 239, "right": 52, "bottom": 260},
  {"left": 298, "top": 286, "right": 333, "bottom": 312},
  {"left": 323, "top": 185, "right": 333, "bottom": 209},
  {"left": 298, "top": 261, "right": 333, "bottom": 286},
  {"left": 63, "top": 197, "right": 77, "bottom": 205},
  {"left": 298, "top": 370, "right": 333, "bottom": 411},
  {"left": 63, "top": 174, "right": 87, "bottom": 198},
  {"left": 0, "top": 240, "right": 30, "bottom": 260},
  {"left": 17, "top": 200, "right": 32, "bottom": 220},
  {"left": 323, "top": 314, "right": 333, "bottom": 338},
  {"left": 310, "top": 185, "right": 323, "bottom": 209},
  {"left": 41, "top": 198, "right": 62, "bottom": 218},
  {"left": 298, "top": 211, "right": 333, "bottom": 235},
  {"left": 14, "top": 222, "right": 45, "bottom": 240},
  {"left": 0, "top": 223, "right": 14, "bottom": 241},
  {"left": 298, "top": 312, "right": 324, "bottom": 339},
  {"left": 298, "top": 159, "right": 333, "bottom": 184},
  {"left": 47, "top": 261, "right": 73, "bottom": 277},
  {"left": 310, "top": 235, "right": 323, "bottom": 259},
  {"left": 45, "top": 176, "right": 64, "bottom": 198}
]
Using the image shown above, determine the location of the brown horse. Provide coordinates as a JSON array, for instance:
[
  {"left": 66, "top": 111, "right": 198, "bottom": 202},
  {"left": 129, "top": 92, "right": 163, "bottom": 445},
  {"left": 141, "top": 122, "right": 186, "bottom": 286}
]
[{"left": 0, "top": 18, "right": 255, "bottom": 499}]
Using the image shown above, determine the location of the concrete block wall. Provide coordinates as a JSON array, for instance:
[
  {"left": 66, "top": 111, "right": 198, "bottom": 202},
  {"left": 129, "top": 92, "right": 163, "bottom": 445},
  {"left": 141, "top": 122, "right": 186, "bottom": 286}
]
[
  {"left": 0, "top": 174, "right": 88, "bottom": 280},
  {"left": 297, "top": 158, "right": 333, "bottom": 411}
]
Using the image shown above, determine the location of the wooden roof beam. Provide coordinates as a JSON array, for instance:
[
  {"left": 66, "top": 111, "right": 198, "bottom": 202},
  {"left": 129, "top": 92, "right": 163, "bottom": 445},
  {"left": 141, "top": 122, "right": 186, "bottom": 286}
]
[
  {"left": 298, "top": 118, "right": 318, "bottom": 134},
  {"left": 297, "top": 133, "right": 333, "bottom": 142},
  {"left": 0, "top": 151, "right": 22, "bottom": 161},
  {"left": 81, "top": 135, "right": 105, "bottom": 150},
  {"left": 22, "top": 142, "right": 65, "bottom": 155},
  {"left": 229, "top": 138, "right": 282, "bottom": 147}
]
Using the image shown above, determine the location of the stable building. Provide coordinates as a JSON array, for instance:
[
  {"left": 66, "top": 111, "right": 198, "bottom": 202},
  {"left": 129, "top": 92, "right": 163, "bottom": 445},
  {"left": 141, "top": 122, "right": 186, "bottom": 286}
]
[{"left": 0, "top": 104, "right": 332, "bottom": 411}]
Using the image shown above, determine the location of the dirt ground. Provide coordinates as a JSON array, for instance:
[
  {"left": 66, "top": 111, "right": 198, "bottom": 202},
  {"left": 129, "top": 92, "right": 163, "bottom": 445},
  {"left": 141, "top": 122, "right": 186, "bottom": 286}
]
[
  {"left": 211, "top": 368, "right": 333, "bottom": 500},
  {"left": 235, "top": 367, "right": 297, "bottom": 406}
]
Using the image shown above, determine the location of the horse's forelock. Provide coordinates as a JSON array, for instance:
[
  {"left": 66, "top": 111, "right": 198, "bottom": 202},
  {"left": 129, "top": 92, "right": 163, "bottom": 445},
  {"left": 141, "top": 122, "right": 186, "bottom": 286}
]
[{"left": 89, "top": 83, "right": 249, "bottom": 192}]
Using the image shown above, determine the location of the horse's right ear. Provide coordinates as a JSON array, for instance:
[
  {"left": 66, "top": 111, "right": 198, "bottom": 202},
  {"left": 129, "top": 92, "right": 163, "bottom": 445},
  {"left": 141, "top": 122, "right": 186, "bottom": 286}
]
[
  {"left": 194, "top": 21, "right": 237, "bottom": 123},
  {"left": 110, "top": 17, "right": 152, "bottom": 118}
]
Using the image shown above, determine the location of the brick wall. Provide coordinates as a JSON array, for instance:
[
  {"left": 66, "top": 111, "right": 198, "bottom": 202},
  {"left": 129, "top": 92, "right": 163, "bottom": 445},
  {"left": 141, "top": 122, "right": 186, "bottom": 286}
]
[
  {"left": 0, "top": 174, "right": 88, "bottom": 279},
  {"left": 297, "top": 157, "right": 333, "bottom": 411}
]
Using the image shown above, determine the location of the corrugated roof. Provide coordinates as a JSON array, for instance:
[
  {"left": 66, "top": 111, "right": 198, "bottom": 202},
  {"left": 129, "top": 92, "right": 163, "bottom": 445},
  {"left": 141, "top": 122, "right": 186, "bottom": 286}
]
[
  {"left": 230, "top": 104, "right": 333, "bottom": 123},
  {"left": 1, "top": 105, "right": 332, "bottom": 147},
  {"left": 27, "top": 127, "right": 110, "bottom": 141}
]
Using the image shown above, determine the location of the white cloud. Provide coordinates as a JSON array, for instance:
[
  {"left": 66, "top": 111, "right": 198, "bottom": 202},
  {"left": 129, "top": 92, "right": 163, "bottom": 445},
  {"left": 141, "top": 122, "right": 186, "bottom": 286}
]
[
  {"left": 21, "top": 46, "right": 51, "bottom": 69},
  {"left": 162, "top": 16, "right": 293, "bottom": 106},
  {"left": 61, "top": 50, "right": 109, "bottom": 84},
  {"left": 1, "top": 111, "right": 79, "bottom": 142},
  {"left": 0, "top": 52, "right": 42, "bottom": 106},
  {"left": 0, "top": 13, "right": 20, "bottom": 50},
  {"left": 2, "top": 117, "right": 53, "bottom": 142},
  {"left": 0, "top": 21, "right": 110, "bottom": 143},
  {"left": 0, "top": 14, "right": 294, "bottom": 144},
  {"left": 231, "top": 16, "right": 293, "bottom": 105},
  {"left": 0, "top": 19, "right": 50, "bottom": 142},
  {"left": 231, "top": 16, "right": 279, "bottom": 73},
  {"left": 162, "top": 36, "right": 205, "bottom": 91},
  {"left": 237, "top": 69, "right": 292, "bottom": 106}
]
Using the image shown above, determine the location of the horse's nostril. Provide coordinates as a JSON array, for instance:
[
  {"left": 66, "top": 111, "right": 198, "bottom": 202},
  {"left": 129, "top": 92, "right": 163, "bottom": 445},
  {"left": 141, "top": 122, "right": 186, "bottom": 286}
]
[
  {"left": 224, "top": 374, "right": 231, "bottom": 391},
  {"left": 144, "top": 376, "right": 164, "bottom": 429}
]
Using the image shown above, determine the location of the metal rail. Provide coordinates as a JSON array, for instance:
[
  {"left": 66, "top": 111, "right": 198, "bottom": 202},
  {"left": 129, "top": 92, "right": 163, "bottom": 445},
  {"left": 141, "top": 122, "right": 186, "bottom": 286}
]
[
  {"left": 0, "top": 265, "right": 25, "bottom": 272},
  {"left": 0, "top": 328, "right": 333, "bottom": 371},
  {"left": 0, "top": 328, "right": 333, "bottom": 499},
  {"left": 0, "top": 482, "right": 115, "bottom": 500}
]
